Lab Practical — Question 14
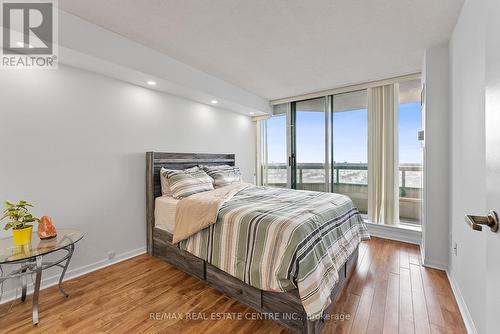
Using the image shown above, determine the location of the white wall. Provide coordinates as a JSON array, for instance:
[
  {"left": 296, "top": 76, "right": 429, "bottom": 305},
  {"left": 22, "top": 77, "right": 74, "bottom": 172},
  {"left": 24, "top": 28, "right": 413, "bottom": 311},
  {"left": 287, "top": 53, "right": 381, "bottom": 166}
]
[
  {"left": 0, "top": 65, "right": 255, "bottom": 298},
  {"left": 449, "top": 0, "right": 487, "bottom": 332},
  {"left": 56, "top": 9, "right": 271, "bottom": 116},
  {"left": 421, "top": 44, "right": 451, "bottom": 269},
  {"left": 2, "top": 8, "right": 270, "bottom": 116}
]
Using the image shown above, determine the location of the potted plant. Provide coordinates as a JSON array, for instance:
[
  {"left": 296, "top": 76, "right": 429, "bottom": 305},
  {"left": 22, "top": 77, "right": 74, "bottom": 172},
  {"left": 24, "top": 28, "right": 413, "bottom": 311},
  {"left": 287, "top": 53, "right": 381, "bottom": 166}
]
[{"left": 1, "top": 200, "right": 39, "bottom": 245}]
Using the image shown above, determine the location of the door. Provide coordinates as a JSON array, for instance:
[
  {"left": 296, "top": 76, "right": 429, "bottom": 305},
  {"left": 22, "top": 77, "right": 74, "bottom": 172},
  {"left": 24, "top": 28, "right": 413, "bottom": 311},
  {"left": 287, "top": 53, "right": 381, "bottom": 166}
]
[
  {"left": 292, "top": 97, "right": 329, "bottom": 191},
  {"left": 485, "top": 0, "right": 500, "bottom": 332}
]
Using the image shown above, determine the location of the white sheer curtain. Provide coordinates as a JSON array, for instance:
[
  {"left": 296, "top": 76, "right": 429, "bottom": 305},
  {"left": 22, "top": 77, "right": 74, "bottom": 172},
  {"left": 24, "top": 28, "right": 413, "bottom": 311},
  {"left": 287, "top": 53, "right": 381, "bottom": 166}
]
[{"left": 367, "top": 84, "right": 399, "bottom": 225}]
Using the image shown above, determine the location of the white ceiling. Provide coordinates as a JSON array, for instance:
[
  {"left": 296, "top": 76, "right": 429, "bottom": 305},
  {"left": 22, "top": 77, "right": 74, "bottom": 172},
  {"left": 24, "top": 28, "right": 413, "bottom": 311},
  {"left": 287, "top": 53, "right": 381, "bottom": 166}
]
[{"left": 59, "top": 0, "right": 464, "bottom": 101}]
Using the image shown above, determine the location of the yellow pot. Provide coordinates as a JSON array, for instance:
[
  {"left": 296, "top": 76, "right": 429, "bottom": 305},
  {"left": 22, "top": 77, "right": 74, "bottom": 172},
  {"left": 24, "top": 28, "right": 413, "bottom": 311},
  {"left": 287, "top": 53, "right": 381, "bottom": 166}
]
[{"left": 12, "top": 225, "right": 33, "bottom": 245}]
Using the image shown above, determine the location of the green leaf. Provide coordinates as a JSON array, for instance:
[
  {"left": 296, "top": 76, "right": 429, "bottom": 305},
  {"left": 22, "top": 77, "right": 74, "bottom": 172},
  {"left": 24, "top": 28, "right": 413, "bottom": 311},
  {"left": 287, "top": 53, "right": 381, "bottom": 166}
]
[
  {"left": 2, "top": 200, "right": 38, "bottom": 228},
  {"left": 4, "top": 222, "right": 13, "bottom": 230}
]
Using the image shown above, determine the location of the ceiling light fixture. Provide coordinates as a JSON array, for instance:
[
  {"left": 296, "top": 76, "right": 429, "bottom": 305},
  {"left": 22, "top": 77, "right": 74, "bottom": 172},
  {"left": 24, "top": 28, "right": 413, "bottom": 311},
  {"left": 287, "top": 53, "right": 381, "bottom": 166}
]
[
  {"left": 147, "top": 81, "right": 156, "bottom": 86},
  {"left": 249, "top": 112, "right": 255, "bottom": 115},
  {"left": 211, "top": 100, "right": 218, "bottom": 104}
]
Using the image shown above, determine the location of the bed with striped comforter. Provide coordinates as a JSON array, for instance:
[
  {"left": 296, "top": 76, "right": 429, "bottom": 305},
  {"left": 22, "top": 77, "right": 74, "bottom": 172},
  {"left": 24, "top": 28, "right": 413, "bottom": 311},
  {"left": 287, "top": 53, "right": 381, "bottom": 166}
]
[{"left": 178, "top": 185, "right": 369, "bottom": 319}]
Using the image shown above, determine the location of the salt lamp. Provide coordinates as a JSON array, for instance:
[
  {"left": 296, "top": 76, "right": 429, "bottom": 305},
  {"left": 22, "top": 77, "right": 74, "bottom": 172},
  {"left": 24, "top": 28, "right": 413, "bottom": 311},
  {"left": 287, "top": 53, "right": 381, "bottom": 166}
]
[{"left": 38, "top": 216, "right": 57, "bottom": 239}]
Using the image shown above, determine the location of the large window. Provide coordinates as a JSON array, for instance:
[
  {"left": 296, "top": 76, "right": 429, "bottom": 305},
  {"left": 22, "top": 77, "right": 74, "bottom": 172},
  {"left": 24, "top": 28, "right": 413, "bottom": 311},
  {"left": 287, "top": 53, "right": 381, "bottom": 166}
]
[
  {"left": 332, "top": 90, "right": 368, "bottom": 213},
  {"left": 261, "top": 76, "right": 423, "bottom": 226},
  {"left": 264, "top": 114, "right": 287, "bottom": 187},
  {"left": 398, "top": 79, "right": 423, "bottom": 223}
]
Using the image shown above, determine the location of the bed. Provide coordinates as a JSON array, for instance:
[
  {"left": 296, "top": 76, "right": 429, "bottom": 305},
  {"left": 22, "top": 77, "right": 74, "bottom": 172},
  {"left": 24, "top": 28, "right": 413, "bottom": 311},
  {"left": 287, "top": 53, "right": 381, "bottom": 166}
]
[{"left": 146, "top": 152, "right": 369, "bottom": 333}]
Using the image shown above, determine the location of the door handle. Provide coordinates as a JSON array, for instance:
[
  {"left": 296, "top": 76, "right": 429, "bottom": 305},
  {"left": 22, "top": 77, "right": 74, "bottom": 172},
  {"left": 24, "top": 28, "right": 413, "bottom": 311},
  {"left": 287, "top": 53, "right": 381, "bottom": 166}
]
[{"left": 465, "top": 210, "right": 499, "bottom": 232}]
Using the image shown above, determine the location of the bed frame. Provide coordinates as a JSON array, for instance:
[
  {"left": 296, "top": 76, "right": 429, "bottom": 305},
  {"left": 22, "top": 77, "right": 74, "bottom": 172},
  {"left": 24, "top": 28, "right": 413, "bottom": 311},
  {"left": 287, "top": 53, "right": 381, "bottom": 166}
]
[{"left": 145, "top": 152, "right": 358, "bottom": 334}]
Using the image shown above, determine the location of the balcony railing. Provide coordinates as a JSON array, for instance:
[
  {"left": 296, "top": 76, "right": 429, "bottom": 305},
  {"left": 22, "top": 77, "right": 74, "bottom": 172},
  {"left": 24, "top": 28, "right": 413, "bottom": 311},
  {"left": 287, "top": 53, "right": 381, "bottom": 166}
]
[{"left": 263, "top": 162, "right": 422, "bottom": 223}]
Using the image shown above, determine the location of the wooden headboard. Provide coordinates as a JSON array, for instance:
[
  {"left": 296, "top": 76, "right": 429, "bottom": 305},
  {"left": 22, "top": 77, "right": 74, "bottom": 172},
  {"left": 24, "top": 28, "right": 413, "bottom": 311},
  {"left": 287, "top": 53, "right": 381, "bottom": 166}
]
[{"left": 145, "top": 152, "right": 235, "bottom": 254}]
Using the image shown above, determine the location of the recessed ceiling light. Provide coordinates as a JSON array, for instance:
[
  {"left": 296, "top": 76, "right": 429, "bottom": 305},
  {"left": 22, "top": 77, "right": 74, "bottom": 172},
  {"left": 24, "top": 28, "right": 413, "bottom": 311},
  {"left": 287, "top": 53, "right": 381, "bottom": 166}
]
[
  {"left": 249, "top": 112, "right": 255, "bottom": 115},
  {"left": 147, "top": 81, "right": 156, "bottom": 86},
  {"left": 211, "top": 100, "right": 218, "bottom": 104}
]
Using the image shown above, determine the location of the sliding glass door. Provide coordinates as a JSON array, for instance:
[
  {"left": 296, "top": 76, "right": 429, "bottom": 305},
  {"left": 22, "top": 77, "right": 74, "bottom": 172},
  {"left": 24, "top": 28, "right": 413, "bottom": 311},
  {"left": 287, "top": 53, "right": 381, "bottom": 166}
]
[{"left": 293, "top": 97, "right": 329, "bottom": 191}]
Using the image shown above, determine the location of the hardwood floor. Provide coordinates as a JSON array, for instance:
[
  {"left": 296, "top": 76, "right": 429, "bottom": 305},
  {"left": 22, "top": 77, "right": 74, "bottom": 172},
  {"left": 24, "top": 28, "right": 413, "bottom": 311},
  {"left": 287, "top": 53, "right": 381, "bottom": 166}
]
[{"left": 0, "top": 237, "right": 466, "bottom": 334}]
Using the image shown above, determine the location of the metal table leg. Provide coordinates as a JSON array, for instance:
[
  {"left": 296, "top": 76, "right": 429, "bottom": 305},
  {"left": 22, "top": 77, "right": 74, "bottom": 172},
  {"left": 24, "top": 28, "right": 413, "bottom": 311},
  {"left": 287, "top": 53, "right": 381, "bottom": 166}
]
[
  {"left": 32, "top": 256, "right": 42, "bottom": 325},
  {"left": 58, "top": 244, "right": 74, "bottom": 297},
  {"left": 21, "top": 266, "right": 28, "bottom": 302},
  {"left": 1, "top": 231, "right": 83, "bottom": 325}
]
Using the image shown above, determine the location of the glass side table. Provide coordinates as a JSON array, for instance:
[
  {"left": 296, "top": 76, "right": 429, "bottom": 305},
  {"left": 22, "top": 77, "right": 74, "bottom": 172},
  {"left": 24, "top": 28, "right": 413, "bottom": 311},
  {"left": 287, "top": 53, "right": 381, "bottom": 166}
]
[{"left": 0, "top": 229, "right": 84, "bottom": 324}]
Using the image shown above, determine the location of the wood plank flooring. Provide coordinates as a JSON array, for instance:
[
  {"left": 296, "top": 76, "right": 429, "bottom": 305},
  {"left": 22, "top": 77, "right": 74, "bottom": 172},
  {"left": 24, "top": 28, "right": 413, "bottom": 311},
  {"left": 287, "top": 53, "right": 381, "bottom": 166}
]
[{"left": 0, "top": 237, "right": 466, "bottom": 333}]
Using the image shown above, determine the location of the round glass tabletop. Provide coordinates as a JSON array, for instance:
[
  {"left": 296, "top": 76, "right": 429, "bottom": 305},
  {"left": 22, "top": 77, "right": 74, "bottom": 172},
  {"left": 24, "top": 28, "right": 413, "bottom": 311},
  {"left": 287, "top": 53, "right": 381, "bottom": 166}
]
[{"left": 0, "top": 229, "right": 84, "bottom": 264}]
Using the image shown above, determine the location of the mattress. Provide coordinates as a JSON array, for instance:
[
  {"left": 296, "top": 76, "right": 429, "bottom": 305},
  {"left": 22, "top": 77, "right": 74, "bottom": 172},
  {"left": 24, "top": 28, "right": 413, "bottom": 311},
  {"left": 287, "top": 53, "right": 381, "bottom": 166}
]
[
  {"left": 154, "top": 196, "right": 179, "bottom": 233},
  {"left": 178, "top": 185, "right": 370, "bottom": 320}
]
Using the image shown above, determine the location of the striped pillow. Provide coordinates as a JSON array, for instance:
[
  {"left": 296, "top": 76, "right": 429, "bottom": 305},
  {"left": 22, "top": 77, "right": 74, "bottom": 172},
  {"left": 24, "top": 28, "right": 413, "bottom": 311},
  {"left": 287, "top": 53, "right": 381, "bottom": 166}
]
[
  {"left": 202, "top": 165, "right": 241, "bottom": 188},
  {"left": 159, "top": 166, "right": 200, "bottom": 196},
  {"left": 161, "top": 167, "right": 214, "bottom": 199}
]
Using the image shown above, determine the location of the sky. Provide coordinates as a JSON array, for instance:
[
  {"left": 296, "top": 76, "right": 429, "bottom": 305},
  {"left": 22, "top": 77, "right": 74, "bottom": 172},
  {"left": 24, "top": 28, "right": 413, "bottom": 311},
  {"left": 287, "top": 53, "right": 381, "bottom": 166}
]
[{"left": 267, "top": 102, "right": 422, "bottom": 164}]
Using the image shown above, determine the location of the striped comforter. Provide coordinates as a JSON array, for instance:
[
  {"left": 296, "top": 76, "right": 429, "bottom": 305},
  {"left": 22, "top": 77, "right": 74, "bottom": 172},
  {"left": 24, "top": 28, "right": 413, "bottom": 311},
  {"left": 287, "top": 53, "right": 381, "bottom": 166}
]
[{"left": 178, "top": 185, "right": 369, "bottom": 319}]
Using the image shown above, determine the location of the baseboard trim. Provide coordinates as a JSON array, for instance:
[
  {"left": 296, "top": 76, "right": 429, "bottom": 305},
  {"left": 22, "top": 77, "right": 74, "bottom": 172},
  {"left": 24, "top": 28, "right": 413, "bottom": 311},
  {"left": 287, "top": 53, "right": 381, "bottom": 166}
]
[
  {"left": 422, "top": 258, "right": 448, "bottom": 271},
  {"left": 365, "top": 222, "right": 421, "bottom": 245},
  {"left": 446, "top": 269, "right": 478, "bottom": 334},
  {"left": 0, "top": 246, "right": 146, "bottom": 305}
]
